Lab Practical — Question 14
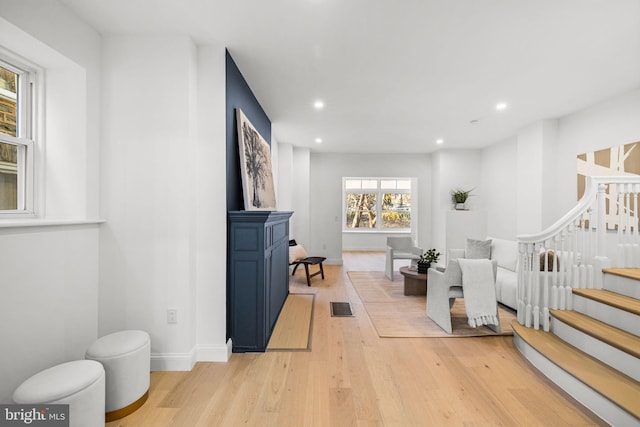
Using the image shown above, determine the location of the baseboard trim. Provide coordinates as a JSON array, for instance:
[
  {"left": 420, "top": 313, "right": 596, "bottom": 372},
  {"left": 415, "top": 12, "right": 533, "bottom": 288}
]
[
  {"left": 151, "top": 341, "right": 232, "bottom": 371},
  {"left": 196, "top": 340, "right": 232, "bottom": 362},
  {"left": 151, "top": 349, "right": 196, "bottom": 371}
]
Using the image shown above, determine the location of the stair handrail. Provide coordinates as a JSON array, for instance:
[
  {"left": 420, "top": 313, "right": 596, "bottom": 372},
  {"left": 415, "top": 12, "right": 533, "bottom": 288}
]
[
  {"left": 518, "top": 176, "right": 640, "bottom": 245},
  {"left": 516, "top": 175, "right": 640, "bottom": 331},
  {"left": 517, "top": 176, "right": 597, "bottom": 244}
]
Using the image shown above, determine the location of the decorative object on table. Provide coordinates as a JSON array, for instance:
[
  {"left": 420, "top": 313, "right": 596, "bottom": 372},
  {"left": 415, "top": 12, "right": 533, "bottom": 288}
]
[
  {"left": 450, "top": 188, "right": 474, "bottom": 210},
  {"left": 236, "top": 108, "right": 277, "bottom": 210},
  {"left": 417, "top": 248, "right": 440, "bottom": 273}
]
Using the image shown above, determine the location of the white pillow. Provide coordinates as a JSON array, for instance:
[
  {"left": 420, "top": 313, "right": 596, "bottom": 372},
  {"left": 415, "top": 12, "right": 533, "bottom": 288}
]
[
  {"left": 289, "top": 244, "right": 308, "bottom": 263},
  {"left": 465, "top": 238, "right": 492, "bottom": 259}
]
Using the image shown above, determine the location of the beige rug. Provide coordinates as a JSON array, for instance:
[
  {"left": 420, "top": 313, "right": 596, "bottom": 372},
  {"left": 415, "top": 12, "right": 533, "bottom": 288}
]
[
  {"left": 267, "top": 293, "right": 314, "bottom": 351},
  {"left": 347, "top": 271, "right": 515, "bottom": 338}
]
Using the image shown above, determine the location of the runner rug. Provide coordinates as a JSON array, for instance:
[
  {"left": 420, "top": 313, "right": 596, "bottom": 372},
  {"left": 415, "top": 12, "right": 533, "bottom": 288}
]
[
  {"left": 267, "top": 293, "right": 314, "bottom": 351},
  {"left": 347, "top": 271, "right": 515, "bottom": 338}
]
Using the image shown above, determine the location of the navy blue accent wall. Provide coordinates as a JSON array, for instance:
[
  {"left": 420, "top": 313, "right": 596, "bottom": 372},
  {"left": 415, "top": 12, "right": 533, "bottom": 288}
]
[
  {"left": 226, "top": 50, "right": 272, "bottom": 341},
  {"left": 226, "top": 50, "right": 271, "bottom": 212}
]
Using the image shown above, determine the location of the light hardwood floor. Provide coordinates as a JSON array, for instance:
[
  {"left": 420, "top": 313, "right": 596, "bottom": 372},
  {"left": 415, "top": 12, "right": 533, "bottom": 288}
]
[{"left": 107, "top": 252, "right": 606, "bottom": 426}]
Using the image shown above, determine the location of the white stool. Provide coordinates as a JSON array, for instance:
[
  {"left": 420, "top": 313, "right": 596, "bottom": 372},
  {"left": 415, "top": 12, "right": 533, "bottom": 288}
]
[
  {"left": 85, "top": 330, "right": 150, "bottom": 421},
  {"left": 13, "top": 360, "right": 105, "bottom": 427}
]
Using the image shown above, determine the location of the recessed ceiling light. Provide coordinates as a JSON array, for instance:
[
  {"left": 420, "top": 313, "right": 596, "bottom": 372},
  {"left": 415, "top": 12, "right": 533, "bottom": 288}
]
[
  {"left": 436, "top": 139, "right": 444, "bottom": 145},
  {"left": 315, "top": 137, "right": 323, "bottom": 144},
  {"left": 313, "top": 100, "right": 324, "bottom": 110},
  {"left": 495, "top": 102, "right": 508, "bottom": 111}
]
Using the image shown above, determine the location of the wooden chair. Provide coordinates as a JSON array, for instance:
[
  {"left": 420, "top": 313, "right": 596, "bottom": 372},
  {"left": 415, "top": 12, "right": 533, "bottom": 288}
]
[{"left": 289, "top": 240, "right": 326, "bottom": 286}]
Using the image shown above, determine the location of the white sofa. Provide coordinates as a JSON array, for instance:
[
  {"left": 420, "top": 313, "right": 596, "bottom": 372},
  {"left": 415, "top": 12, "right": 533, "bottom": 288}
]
[
  {"left": 488, "top": 237, "right": 518, "bottom": 310},
  {"left": 443, "top": 237, "right": 518, "bottom": 310}
]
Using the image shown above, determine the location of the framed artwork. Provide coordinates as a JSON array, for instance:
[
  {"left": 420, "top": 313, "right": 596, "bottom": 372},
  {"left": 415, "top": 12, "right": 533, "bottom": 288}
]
[
  {"left": 236, "top": 108, "right": 277, "bottom": 210},
  {"left": 577, "top": 142, "right": 640, "bottom": 229}
]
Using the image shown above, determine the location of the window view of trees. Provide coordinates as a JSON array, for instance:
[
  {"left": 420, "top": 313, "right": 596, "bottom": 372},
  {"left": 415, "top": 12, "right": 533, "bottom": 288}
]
[
  {"left": 381, "top": 193, "right": 411, "bottom": 228},
  {"left": 344, "top": 178, "right": 413, "bottom": 230},
  {"left": 0, "top": 65, "right": 18, "bottom": 210},
  {"left": 346, "top": 193, "right": 377, "bottom": 228}
]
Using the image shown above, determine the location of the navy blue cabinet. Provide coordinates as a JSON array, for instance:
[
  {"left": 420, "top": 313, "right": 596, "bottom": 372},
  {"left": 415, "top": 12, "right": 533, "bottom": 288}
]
[{"left": 228, "top": 211, "right": 293, "bottom": 352}]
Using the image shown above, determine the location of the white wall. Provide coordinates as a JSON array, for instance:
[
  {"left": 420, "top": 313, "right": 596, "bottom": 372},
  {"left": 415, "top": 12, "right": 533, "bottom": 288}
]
[
  {"left": 481, "top": 137, "right": 518, "bottom": 239},
  {"left": 0, "top": 225, "right": 99, "bottom": 403},
  {"left": 554, "top": 88, "right": 640, "bottom": 221},
  {"left": 0, "top": 0, "right": 101, "bottom": 403},
  {"left": 277, "top": 143, "right": 311, "bottom": 246},
  {"left": 194, "top": 46, "right": 229, "bottom": 362},
  {"left": 310, "top": 153, "right": 431, "bottom": 263},
  {"left": 291, "top": 147, "right": 310, "bottom": 245},
  {"left": 479, "top": 90, "right": 640, "bottom": 240},
  {"left": 275, "top": 141, "right": 293, "bottom": 211},
  {"left": 99, "top": 35, "right": 228, "bottom": 370},
  {"left": 431, "top": 149, "right": 483, "bottom": 254}
]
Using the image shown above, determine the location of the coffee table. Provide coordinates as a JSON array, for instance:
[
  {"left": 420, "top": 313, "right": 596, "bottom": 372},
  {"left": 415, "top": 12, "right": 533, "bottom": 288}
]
[{"left": 399, "top": 266, "right": 427, "bottom": 296}]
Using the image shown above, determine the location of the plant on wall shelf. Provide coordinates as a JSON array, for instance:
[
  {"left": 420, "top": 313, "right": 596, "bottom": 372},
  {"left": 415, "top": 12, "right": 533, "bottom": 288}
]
[{"left": 450, "top": 188, "right": 474, "bottom": 210}]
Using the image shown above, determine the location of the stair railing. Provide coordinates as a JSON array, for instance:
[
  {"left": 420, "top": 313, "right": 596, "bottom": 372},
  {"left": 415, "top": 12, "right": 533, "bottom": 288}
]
[{"left": 516, "top": 176, "right": 640, "bottom": 331}]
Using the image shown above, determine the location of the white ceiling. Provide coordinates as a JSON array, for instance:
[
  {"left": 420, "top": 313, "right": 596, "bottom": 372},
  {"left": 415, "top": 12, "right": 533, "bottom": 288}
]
[{"left": 59, "top": 0, "right": 640, "bottom": 153}]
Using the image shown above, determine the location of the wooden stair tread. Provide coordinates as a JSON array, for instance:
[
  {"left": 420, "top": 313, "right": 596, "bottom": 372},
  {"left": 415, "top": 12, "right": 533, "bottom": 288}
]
[
  {"left": 603, "top": 267, "right": 640, "bottom": 281},
  {"left": 550, "top": 309, "right": 640, "bottom": 358},
  {"left": 573, "top": 288, "right": 640, "bottom": 316},
  {"left": 512, "top": 320, "right": 640, "bottom": 420}
]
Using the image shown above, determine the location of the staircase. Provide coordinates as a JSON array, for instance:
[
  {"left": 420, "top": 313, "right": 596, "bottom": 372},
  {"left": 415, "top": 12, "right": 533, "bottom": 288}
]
[{"left": 513, "top": 268, "right": 640, "bottom": 426}]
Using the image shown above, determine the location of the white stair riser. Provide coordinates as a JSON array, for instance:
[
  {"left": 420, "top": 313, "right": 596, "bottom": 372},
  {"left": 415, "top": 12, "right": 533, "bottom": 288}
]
[
  {"left": 573, "top": 295, "right": 640, "bottom": 336},
  {"left": 514, "top": 334, "right": 639, "bottom": 427},
  {"left": 604, "top": 274, "right": 640, "bottom": 299},
  {"left": 551, "top": 317, "right": 640, "bottom": 382}
]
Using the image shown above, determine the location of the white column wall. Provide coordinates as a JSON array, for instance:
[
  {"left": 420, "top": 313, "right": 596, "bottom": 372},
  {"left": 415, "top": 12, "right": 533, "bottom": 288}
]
[
  {"left": 430, "top": 149, "right": 483, "bottom": 254},
  {"left": 481, "top": 138, "right": 518, "bottom": 239},
  {"left": 516, "top": 123, "right": 544, "bottom": 235},
  {"left": 541, "top": 120, "right": 559, "bottom": 228},
  {"left": 516, "top": 120, "right": 559, "bottom": 235},
  {"left": 100, "top": 35, "right": 228, "bottom": 369},
  {"left": 277, "top": 142, "right": 294, "bottom": 212},
  {"left": 292, "top": 147, "right": 310, "bottom": 245},
  {"left": 194, "top": 45, "right": 229, "bottom": 361}
]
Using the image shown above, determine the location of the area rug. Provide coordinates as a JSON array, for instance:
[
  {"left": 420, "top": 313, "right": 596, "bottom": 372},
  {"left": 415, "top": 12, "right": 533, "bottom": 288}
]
[
  {"left": 267, "top": 293, "right": 314, "bottom": 351},
  {"left": 347, "top": 271, "right": 515, "bottom": 338}
]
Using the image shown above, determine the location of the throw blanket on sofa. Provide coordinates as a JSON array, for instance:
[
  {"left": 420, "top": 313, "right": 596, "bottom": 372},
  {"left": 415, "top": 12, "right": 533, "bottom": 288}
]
[{"left": 457, "top": 258, "right": 501, "bottom": 331}]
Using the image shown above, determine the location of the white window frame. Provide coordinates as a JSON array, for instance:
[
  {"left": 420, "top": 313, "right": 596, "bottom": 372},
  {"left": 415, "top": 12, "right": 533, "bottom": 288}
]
[
  {"left": 342, "top": 177, "right": 415, "bottom": 232},
  {"left": 0, "top": 50, "right": 37, "bottom": 218}
]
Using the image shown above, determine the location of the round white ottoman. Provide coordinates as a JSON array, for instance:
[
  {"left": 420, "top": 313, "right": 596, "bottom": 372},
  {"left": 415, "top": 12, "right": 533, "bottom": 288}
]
[
  {"left": 85, "top": 330, "right": 150, "bottom": 421},
  {"left": 13, "top": 360, "right": 105, "bottom": 427}
]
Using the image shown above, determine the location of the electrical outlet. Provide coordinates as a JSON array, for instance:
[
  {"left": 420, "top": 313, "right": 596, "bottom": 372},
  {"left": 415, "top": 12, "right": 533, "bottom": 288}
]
[{"left": 167, "top": 308, "right": 178, "bottom": 324}]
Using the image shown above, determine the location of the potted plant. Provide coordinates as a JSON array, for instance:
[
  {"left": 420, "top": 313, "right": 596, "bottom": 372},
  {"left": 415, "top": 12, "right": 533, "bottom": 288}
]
[
  {"left": 450, "top": 188, "right": 474, "bottom": 210},
  {"left": 417, "top": 248, "right": 440, "bottom": 274}
]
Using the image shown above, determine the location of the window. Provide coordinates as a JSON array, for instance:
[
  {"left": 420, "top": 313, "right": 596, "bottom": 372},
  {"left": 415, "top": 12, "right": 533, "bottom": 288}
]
[
  {"left": 344, "top": 178, "right": 414, "bottom": 231},
  {"left": 0, "top": 54, "right": 35, "bottom": 215}
]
